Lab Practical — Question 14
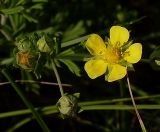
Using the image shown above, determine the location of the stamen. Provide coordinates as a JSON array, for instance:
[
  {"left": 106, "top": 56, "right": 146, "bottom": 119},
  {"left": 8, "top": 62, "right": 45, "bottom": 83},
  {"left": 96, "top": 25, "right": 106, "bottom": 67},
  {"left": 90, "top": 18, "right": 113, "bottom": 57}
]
[{"left": 104, "top": 47, "right": 121, "bottom": 63}]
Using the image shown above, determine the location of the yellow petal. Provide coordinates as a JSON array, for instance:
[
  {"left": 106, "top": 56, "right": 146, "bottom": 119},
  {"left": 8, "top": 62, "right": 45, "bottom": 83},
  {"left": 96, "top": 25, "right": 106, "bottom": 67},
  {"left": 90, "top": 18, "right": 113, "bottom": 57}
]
[
  {"left": 84, "top": 59, "right": 107, "bottom": 79},
  {"left": 110, "top": 26, "right": 129, "bottom": 46},
  {"left": 105, "top": 64, "right": 127, "bottom": 82},
  {"left": 86, "top": 34, "right": 106, "bottom": 56},
  {"left": 124, "top": 43, "right": 142, "bottom": 63}
]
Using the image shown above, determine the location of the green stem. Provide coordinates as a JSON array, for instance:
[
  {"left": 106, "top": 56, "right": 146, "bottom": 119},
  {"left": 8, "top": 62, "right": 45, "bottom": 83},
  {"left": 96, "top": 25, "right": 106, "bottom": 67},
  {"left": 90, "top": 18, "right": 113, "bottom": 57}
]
[
  {"left": 0, "top": 106, "right": 57, "bottom": 118},
  {"left": 7, "top": 117, "right": 33, "bottom": 132},
  {"left": 0, "top": 94, "right": 160, "bottom": 119},
  {"left": 1, "top": 103, "right": 160, "bottom": 119},
  {"left": 81, "top": 104, "right": 160, "bottom": 110},
  {"left": 126, "top": 74, "right": 147, "bottom": 132},
  {"left": 51, "top": 60, "right": 64, "bottom": 96},
  {"left": 1, "top": 69, "right": 50, "bottom": 132},
  {"left": 79, "top": 94, "right": 160, "bottom": 106},
  {"left": 2, "top": 104, "right": 160, "bottom": 131}
]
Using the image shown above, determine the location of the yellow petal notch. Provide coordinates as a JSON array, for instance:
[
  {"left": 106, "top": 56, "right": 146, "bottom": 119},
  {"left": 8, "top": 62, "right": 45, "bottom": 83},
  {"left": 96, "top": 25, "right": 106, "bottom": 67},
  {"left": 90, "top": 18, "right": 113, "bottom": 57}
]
[{"left": 110, "top": 26, "right": 129, "bottom": 46}]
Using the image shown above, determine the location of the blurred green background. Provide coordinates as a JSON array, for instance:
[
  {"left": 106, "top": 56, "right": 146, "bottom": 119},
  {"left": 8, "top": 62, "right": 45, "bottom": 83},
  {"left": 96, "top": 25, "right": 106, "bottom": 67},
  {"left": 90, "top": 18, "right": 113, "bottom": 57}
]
[{"left": 0, "top": 0, "right": 160, "bottom": 131}]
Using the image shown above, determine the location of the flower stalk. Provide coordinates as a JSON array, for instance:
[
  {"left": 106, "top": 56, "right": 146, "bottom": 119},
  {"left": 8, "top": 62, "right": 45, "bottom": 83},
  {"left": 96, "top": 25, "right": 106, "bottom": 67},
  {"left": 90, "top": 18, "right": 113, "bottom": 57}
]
[
  {"left": 126, "top": 73, "right": 147, "bottom": 132},
  {"left": 51, "top": 60, "right": 64, "bottom": 96}
]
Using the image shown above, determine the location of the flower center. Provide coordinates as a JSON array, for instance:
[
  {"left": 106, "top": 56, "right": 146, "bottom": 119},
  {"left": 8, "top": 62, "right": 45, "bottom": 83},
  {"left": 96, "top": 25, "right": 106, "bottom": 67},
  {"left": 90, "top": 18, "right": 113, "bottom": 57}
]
[{"left": 103, "top": 47, "right": 121, "bottom": 63}]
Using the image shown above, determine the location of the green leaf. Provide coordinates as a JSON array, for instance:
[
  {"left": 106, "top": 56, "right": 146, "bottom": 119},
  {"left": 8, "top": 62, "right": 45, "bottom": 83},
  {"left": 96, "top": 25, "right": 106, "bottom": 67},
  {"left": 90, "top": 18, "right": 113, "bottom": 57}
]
[
  {"left": 54, "top": 59, "right": 61, "bottom": 68},
  {"left": 59, "top": 59, "right": 81, "bottom": 76},
  {"left": 62, "top": 21, "right": 86, "bottom": 42},
  {"left": 32, "top": 0, "right": 48, "bottom": 2},
  {"left": 30, "top": 3, "right": 44, "bottom": 10},
  {"left": 150, "top": 46, "right": 160, "bottom": 70},
  {"left": 150, "top": 46, "right": 160, "bottom": 59},
  {"left": 0, "top": 57, "right": 14, "bottom": 65},
  {"left": 73, "top": 93, "right": 80, "bottom": 98},
  {"left": 16, "top": 0, "right": 26, "bottom": 5},
  {"left": 0, "top": 6, "right": 24, "bottom": 15},
  {"left": 23, "top": 13, "right": 38, "bottom": 23},
  {"left": 57, "top": 46, "right": 90, "bottom": 61},
  {"left": 155, "top": 60, "right": 160, "bottom": 66},
  {"left": 57, "top": 48, "right": 75, "bottom": 56},
  {"left": 61, "top": 34, "right": 89, "bottom": 48}
]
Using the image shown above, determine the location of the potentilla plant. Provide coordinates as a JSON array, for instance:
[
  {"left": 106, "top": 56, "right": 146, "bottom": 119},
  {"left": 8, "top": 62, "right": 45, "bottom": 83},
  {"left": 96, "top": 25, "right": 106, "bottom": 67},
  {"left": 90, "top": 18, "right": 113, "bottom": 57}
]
[{"left": 3, "top": 24, "right": 147, "bottom": 131}]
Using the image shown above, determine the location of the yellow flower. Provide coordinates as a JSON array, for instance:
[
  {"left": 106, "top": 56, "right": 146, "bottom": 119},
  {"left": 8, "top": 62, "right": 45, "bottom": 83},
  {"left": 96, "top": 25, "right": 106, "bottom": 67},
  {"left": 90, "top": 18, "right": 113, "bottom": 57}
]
[{"left": 84, "top": 26, "right": 142, "bottom": 82}]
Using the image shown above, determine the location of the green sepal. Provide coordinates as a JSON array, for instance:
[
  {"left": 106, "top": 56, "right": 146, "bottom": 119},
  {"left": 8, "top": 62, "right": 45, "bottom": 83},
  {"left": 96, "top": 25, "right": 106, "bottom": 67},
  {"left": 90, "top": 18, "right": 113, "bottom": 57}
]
[
  {"left": 78, "top": 108, "right": 84, "bottom": 113},
  {"left": 73, "top": 93, "right": 80, "bottom": 98},
  {"left": 119, "top": 59, "right": 134, "bottom": 71},
  {"left": 37, "top": 36, "right": 51, "bottom": 53},
  {"left": 16, "top": 33, "right": 39, "bottom": 52},
  {"left": 121, "top": 40, "right": 133, "bottom": 52}
]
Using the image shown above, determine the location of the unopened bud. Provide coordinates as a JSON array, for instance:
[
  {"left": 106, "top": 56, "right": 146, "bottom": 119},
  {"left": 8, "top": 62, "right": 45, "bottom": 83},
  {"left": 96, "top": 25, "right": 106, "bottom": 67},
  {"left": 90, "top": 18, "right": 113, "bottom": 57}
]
[
  {"left": 37, "top": 36, "right": 51, "bottom": 53},
  {"left": 16, "top": 51, "right": 38, "bottom": 70},
  {"left": 57, "top": 93, "right": 79, "bottom": 117},
  {"left": 17, "top": 37, "right": 36, "bottom": 52}
]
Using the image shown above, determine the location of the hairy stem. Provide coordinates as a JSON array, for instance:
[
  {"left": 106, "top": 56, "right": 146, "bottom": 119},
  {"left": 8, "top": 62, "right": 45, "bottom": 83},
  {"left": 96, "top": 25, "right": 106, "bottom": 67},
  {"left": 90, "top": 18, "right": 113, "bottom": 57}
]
[
  {"left": 51, "top": 60, "right": 64, "bottom": 96},
  {"left": 0, "top": 80, "right": 71, "bottom": 87},
  {"left": 126, "top": 73, "right": 147, "bottom": 132}
]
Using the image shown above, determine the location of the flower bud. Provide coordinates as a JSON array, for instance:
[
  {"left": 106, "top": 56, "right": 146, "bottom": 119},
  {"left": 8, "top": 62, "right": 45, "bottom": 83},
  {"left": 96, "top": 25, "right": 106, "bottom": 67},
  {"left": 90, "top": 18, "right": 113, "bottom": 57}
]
[
  {"left": 16, "top": 51, "right": 39, "bottom": 70},
  {"left": 37, "top": 36, "right": 51, "bottom": 53},
  {"left": 17, "top": 37, "right": 36, "bottom": 52},
  {"left": 56, "top": 93, "right": 79, "bottom": 117}
]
